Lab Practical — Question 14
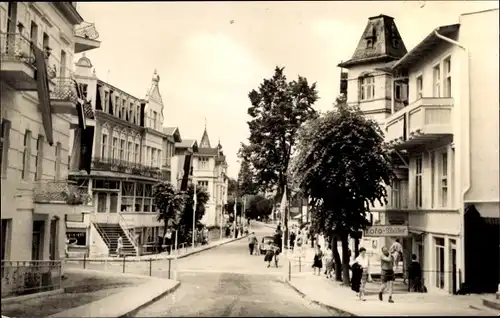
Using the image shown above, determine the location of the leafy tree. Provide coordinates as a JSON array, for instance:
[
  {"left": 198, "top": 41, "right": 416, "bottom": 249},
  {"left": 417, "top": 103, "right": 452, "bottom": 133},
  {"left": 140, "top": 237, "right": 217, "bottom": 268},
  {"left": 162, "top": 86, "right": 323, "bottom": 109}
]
[
  {"left": 178, "top": 184, "right": 210, "bottom": 244},
  {"left": 153, "top": 181, "right": 186, "bottom": 234},
  {"left": 291, "top": 95, "right": 394, "bottom": 285},
  {"left": 224, "top": 199, "right": 243, "bottom": 218},
  {"left": 227, "top": 177, "right": 238, "bottom": 197},
  {"left": 237, "top": 158, "right": 257, "bottom": 196},
  {"left": 239, "top": 66, "right": 318, "bottom": 202},
  {"left": 246, "top": 194, "right": 273, "bottom": 220}
]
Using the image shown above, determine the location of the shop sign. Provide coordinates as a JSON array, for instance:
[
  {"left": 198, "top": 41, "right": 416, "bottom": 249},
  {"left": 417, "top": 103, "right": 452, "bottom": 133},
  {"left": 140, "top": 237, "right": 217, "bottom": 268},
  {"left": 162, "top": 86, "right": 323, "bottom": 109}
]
[{"left": 364, "top": 225, "right": 409, "bottom": 237}]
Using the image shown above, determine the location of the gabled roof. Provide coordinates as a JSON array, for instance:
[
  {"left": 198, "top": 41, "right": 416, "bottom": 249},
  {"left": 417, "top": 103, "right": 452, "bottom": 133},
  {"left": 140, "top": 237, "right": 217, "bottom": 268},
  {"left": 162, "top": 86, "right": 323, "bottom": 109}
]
[
  {"left": 176, "top": 139, "right": 198, "bottom": 152},
  {"left": 338, "top": 14, "right": 407, "bottom": 68},
  {"left": 145, "top": 69, "right": 163, "bottom": 104},
  {"left": 163, "top": 127, "right": 182, "bottom": 142},
  {"left": 391, "top": 24, "right": 460, "bottom": 73},
  {"left": 197, "top": 148, "right": 219, "bottom": 156}
]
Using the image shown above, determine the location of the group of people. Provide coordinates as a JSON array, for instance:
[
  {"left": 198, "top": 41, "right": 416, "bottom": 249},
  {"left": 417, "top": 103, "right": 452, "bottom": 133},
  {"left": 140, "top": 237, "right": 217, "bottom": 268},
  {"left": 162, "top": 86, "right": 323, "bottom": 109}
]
[{"left": 308, "top": 238, "right": 424, "bottom": 303}]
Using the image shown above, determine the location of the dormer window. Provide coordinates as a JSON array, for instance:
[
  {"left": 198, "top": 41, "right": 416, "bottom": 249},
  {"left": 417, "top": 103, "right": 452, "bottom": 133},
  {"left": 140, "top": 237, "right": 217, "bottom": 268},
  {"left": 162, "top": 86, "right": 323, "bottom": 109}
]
[
  {"left": 366, "top": 39, "right": 374, "bottom": 49},
  {"left": 392, "top": 39, "right": 399, "bottom": 49}
]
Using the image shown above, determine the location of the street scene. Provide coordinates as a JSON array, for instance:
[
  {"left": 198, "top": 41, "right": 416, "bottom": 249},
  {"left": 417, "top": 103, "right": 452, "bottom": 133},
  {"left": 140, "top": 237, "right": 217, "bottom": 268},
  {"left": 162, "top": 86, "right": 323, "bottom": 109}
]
[{"left": 1, "top": 1, "right": 499, "bottom": 317}]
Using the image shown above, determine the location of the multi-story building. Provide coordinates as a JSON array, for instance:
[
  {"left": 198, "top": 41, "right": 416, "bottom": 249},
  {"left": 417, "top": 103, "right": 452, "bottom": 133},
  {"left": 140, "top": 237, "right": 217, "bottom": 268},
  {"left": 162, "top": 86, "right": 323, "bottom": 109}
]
[
  {"left": 0, "top": 2, "right": 99, "bottom": 295},
  {"left": 339, "top": 9, "right": 499, "bottom": 294},
  {"left": 192, "top": 127, "right": 229, "bottom": 227},
  {"left": 66, "top": 56, "right": 177, "bottom": 257}
]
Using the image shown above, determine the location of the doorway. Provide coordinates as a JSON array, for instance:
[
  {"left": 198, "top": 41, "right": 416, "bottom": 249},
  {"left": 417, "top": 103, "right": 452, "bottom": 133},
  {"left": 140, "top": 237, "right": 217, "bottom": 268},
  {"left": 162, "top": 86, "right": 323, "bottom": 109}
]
[
  {"left": 32, "top": 220, "right": 44, "bottom": 260},
  {"left": 449, "top": 241, "right": 457, "bottom": 294},
  {"left": 49, "top": 217, "right": 59, "bottom": 260}
]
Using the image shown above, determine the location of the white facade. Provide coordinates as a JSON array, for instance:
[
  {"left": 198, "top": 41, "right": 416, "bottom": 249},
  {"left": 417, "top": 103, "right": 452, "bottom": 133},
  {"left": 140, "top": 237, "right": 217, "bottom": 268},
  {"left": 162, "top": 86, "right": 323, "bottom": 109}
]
[{"left": 0, "top": 2, "right": 99, "bottom": 264}]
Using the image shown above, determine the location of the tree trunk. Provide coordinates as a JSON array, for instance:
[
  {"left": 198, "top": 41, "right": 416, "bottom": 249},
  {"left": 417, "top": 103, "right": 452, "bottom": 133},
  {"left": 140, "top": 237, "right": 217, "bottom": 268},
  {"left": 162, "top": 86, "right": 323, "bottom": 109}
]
[
  {"left": 332, "top": 235, "right": 342, "bottom": 281},
  {"left": 298, "top": 193, "right": 303, "bottom": 225},
  {"left": 341, "top": 233, "right": 351, "bottom": 286},
  {"left": 354, "top": 237, "right": 360, "bottom": 258}
]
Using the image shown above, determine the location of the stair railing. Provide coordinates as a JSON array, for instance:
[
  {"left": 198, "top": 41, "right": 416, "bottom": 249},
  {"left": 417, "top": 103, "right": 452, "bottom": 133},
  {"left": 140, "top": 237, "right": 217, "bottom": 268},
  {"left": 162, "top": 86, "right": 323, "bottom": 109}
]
[
  {"left": 118, "top": 212, "right": 138, "bottom": 254},
  {"left": 90, "top": 213, "right": 111, "bottom": 254}
]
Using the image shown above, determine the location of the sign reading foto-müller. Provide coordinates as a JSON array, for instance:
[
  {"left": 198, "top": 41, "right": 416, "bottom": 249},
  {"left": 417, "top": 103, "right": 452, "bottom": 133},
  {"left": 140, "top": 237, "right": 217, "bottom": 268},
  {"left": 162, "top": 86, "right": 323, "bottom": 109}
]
[{"left": 364, "top": 225, "right": 409, "bottom": 237}]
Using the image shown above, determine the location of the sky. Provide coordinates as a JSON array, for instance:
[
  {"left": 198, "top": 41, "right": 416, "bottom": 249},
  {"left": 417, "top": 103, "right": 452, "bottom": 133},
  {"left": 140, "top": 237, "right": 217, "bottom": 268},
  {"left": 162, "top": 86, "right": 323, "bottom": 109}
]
[{"left": 76, "top": 1, "right": 498, "bottom": 178}]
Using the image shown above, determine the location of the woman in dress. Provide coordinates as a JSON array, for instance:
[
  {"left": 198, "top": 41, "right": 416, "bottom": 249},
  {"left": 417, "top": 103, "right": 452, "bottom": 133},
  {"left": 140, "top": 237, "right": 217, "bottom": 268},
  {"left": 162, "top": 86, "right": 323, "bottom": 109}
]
[
  {"left": 324, "top": 244, "right": 334, "bottom": 278},
  {"left": 352, "top": 247, "right": 371, "bottom": 301},
  {"left": 312, "top": 244, "right": 323, "bottom": 275}
]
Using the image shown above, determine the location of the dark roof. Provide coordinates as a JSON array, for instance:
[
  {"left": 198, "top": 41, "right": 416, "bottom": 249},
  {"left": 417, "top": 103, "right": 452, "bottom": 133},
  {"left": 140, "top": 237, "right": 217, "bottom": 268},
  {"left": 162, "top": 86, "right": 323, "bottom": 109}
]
[
  {"left": 176, "top": 139, "right": 197, "bottom": 149},
  {"left": 200, "top": 128, "right": 211, "bottom": 148},
  {"left": 392, "top": 24, "right": 460, "bottom": 72},
  {"left": 163, "top": 127, "right": 182, "bottom": 142},
  {"left": 197, "top": 147, "right": 218, "bottom": 156},
  {"left": 338, "top": 14, "right": 407, "bottom": 68}
]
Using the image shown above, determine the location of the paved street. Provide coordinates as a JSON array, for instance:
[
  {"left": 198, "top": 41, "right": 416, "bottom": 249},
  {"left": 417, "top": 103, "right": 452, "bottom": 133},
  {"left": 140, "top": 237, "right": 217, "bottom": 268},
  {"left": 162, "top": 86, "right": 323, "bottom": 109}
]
[{"left": 133, "top": 223, "right": 342, "bottom": 317}]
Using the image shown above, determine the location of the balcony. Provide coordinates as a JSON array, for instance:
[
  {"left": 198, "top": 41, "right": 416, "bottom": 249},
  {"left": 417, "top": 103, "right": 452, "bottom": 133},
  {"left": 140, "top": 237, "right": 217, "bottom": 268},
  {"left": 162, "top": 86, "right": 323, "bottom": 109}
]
[
  {"left": 91, "top": 157, "right": 163, "bottom": 179},
  {"left": 1, "top": 260, "right": 62, "bottom": 298},
  {"left": 34, "top": 180, "right": 92, "bottom": 216},
  {"left": 0, "top": 33, "right": 37, "bottom": 91},
  {"left": 50, "top": 77, "right": 78, "bottom": 113},
  {"left": 74, "top": 22, "right": 100, "bottom": 53},
  {"left": 385, "top": 97, "right": 454, "bottom": 149}
]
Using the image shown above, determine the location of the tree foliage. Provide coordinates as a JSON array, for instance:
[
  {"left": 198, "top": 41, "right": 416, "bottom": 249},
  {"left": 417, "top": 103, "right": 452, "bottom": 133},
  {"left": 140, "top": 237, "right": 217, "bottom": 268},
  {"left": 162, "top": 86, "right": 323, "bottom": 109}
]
[
  {"left": 153, "top": 182, "right": 186, "bottom": 232},
  {"left": 180, "top": 183, "right": 210, "bottom": 229},
  {"left": 291, "top": 95, "right": 394, "bottom": 283},
  {"left": 227, "top": 177, "right": 238, "bottom": 197},
  {"left": 237, "top": 158, "right": 257, "bottom": 196},
  {"left": 246, "top": 194, "right": 273, "bottom": 220},
  {"left": 239, "top": 66, "right": 318, "bottom": 201}
]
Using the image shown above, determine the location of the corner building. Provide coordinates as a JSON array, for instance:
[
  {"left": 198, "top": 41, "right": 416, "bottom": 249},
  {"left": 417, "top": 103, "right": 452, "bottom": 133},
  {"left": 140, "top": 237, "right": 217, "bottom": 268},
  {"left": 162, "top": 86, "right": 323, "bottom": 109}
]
[{"left": 339, "top": 10, "right": 499, "bottom": 294}]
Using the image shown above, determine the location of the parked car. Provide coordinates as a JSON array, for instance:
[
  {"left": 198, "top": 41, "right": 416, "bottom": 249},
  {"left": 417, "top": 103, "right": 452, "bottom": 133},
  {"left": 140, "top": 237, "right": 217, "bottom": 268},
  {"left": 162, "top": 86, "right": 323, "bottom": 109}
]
[{"left": 259, "top": 236, "right": 274, "bottom": 254}]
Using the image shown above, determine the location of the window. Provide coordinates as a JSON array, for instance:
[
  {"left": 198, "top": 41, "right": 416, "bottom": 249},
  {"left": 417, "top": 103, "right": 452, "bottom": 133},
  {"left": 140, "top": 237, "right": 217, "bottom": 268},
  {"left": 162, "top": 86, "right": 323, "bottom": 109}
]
[
  {"left": 392, "top": 38, "right": 399, "bottom": 49},
  {"left": 152, "top": 111, "right": 157, "bottom": 130},
  {"left": 440, "top": 152, "right": 448, "bottom": 207},
  {"left": 151, "top": 148, "right": 156, "bottom": 167},
  {"left": 60, "top": 50, "right": 67, "bottom": 78},
  {"left": 143, "top": 184, "right": 152, "bottom": 212},
  {"left": 112, "top": 137, "right": 118, "bottom": 160},
  {"left": 104, "top": 91, "right": 109, "bottom": 112},
  {"left": 433, "top": 65, "right": 441, "bottom": 97},
  {"left": 366, "top": 39, "right": 373, "bottom": 49},
  {"left": 198, "top": 156, "right": 209, "bottom": 169},
  {"left": 7, "top": 2, "right": 17, "bottom": 34},
  {"left": 198, "top": 181, "right": 209, "bottom": 189},
  {"left": 66, "top": 232, "right": 86, "bottom": 246},
  {"left": 120, "top": 139, "right": 125, "bottom": 160},
  {"left": 42, "top": 32, "right": 49, "bottom": 50},
  {"left": 115, "top": 97, "right": 119, "bottom": 116},
  {"left": 359, "top": 76, "right": 375, "bottom": 100},
  {"left": 136, "top": 106, "right": 141, "bottom": 124},
  {"left": 110, "top": 193, "right": 118, "bottom": 213},
  {"left": 30, "top": 21, "right": 38, "bottom": 46},
  {"left": 127, "top": 142, "right": 133, "bottom": 162},
  {"left": 135, "top": 143, "right": 140, "bottom": 163},
  {"left": 97, "top": 192, "right": 107, "bottom": 212},
  {"left": 444, "top": 58, "right": 452, "bottom": 98},
  {"left": 121, "top": 182, "right": 135, "bottom": 212},
  {"left": 157, "top": 150, "right": 162, "bottom": 168},
  {"left": 415, "top": 156, "right": 423, "bottom": 208},
  {"left": 54, "top": 142, "right": 61, "bottom": 180},
  {"left": 395, "top": 83, "right": 401, "bottom": 100},
  {"left": 34, "top": 136, "right": 44, "bottom": 180},
  {"left": 391, "top": 179, "right": 400, "bottom": 208},
  {"left": 78, "top": 84, "right": 88, "bottom": 100},
  {"left": 434, "top": 237, "right": 445, "bottom": 289},
  {"left": 1, "top": 120, "right": 11, "bottom": 177},
  {"left": 101, "top": 134, "right": 108, "bottom": 158},
  {"left": 146, "top": 147, "right": 151, "bottom": 166},
  {"left": 135, "top": 183, "right": 144, "bottom": 211},
  {"left": 430, "top": 152, "right": 435, "bottom": 208},
  {"left": 22, "top": 130, "right": 32, "bottom": 179},
  {"left": 416, "top": 75, "right": 423, "bottom": 99}
]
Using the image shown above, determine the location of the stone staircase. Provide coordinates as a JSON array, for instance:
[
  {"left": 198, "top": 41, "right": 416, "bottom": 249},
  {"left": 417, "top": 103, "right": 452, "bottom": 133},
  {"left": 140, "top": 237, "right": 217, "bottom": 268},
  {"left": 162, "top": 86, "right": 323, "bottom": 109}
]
[{"left": 94, "top": 223, "right": 137, "bottom": 256}]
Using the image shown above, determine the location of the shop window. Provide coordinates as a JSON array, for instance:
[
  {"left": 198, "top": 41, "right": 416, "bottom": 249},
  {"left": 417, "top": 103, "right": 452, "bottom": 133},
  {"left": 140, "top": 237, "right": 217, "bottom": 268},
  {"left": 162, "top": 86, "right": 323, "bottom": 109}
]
[{"left": 67, "top": 231, "right": 87, "bottom": 246}]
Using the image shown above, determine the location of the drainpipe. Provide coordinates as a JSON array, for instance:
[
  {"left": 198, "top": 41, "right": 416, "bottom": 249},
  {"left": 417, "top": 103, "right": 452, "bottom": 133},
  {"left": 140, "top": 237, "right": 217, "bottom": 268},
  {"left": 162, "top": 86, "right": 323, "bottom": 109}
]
[{"left": 434, "top": 30, "right": 470, "bottom": 288}]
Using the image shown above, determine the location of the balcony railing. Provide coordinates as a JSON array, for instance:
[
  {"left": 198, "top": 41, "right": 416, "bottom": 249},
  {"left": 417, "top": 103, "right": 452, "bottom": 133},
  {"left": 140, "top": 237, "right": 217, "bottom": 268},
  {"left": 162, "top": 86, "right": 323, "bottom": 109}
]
[
  {"left": 34, "top": 180, "right": 92, "bottom": 205},
  {"left": 0, "top": 32, "right": 36, "bottom": 67},
  {"left": 385, "top": 97, "right": 454, "bottom": 148},
  {"left": 74, "top": 22, "right": 99, "bottom": 41},
  {"left": 50, "top": 77, "right": 78, "bottom": 103},
  {"left": 91, "top": 157, "right": 162, "bottom": 179},
  {"left": 1, "top": 260, "right": 62, "bottom": 298}
]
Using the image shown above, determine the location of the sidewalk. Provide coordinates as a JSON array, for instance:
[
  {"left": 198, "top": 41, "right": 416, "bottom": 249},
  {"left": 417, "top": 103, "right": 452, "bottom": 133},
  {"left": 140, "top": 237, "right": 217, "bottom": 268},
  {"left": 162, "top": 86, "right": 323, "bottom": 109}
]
[{"left": 287, "top": 273, "right": 493, "bottom": 316}]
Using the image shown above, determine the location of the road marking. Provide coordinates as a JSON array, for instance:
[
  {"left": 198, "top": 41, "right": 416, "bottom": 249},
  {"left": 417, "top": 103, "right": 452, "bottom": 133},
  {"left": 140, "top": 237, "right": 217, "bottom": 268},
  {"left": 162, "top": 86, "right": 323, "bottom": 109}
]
[{"left": 177, "top": 269, "right": 284, "bottom": 276}]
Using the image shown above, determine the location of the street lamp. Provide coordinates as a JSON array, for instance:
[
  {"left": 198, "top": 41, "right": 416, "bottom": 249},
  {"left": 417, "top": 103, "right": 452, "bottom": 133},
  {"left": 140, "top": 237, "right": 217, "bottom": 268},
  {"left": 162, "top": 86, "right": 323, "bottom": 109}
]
[{"left": 192, "top": 179, "right": 197, "bottom": 249}]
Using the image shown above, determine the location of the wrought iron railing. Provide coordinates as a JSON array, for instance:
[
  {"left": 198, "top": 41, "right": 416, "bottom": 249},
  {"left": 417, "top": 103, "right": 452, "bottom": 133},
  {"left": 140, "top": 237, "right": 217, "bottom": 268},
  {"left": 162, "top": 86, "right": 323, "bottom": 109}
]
[
  {"left": 0, "top": 32, "right": 36, "bottom": 67},
  {"left": 34, "top": 180, "right": 92, "bottom": 205},
  {"left": 90, "top": 214, "right": 111, "bottom": 250},
  {"left": 1, "top": 260, "right": 62, "bottom": 298},
  {"left": 91, "top": 157, "right": 162, "bottom": 179},
  {"left": 50, "top": 77, "right": 78, "bottom": 103},
  {"left": 74, "top": 22, "right": 100, "bottom": 41}
]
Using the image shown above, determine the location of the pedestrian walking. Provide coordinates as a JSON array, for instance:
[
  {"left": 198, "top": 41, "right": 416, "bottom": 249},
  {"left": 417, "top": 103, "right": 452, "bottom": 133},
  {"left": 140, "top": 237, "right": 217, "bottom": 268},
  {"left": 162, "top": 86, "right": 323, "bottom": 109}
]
[
  {"left": 116, "top": 235, "right": 123, "bottom": 257},
  {"left": 389, "top": 239, "right": 403, "bottom": 271},
  {"left": 290, "top": 231, "right": 296, "bottom": 253},
  {"left": 379, "top": 246, "right": 395, "bottom": 303},
  {"left": 248, "top": 232, "right": 258, "bottom": 255},
  {"left": 408, "top": 254, "right": 423, "bottom": 292},
  {"left": 312, "top": 244, "right": 323, "bottom": 275},
  {"left": 264, "top": 244, "right": 275, "bottom": 268},
  {"left": 352, "top": 247, "right": 371, "bottom": 301},
  {"left": 324, "top": 245, "right": 334, "bottom": 278},
  {"left": 164, "top": 228, "right": 173, "bottom": 254}
]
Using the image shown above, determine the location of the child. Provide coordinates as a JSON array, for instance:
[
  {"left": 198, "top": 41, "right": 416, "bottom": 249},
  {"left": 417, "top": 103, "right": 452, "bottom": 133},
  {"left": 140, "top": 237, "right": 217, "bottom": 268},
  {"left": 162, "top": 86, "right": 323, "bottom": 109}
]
[{"left": 312, "top": 244, "right": 323, "bottom": 275}]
